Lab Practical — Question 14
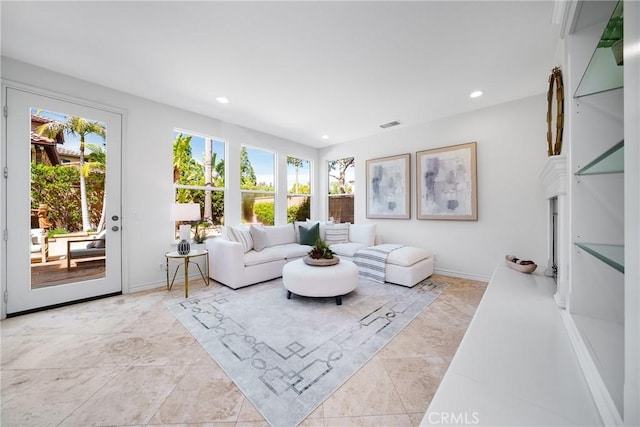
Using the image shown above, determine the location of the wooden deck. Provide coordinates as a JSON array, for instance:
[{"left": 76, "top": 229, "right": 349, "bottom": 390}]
[{"left": 31, "top": 257, "right": 105, "bottom": 289}]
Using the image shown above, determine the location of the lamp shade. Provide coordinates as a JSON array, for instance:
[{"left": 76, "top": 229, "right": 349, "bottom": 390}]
[{"left": 170, "top": 203, "right": 201, "bottom": 221}]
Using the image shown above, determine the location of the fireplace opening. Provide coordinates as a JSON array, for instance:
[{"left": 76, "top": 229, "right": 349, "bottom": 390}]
[{"left": 547, "top": 196, "right": 558, "bottom": 281}]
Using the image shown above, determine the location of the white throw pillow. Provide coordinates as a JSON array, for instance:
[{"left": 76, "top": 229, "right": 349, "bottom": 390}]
[
  {"left": 227, "top": 225, "right": 253, "bottom": 253},
  {"left": 250, "top": 225, "right": 269, "bottom": 252},
  {"left": 265, "top": 224, "right": 296, "bottom": 246},
  {"left": 324, "top": 223, "right": 350, "bottom": 245},
  {"left": 349, "top": 223, "right": 376, "bottom": 246}
]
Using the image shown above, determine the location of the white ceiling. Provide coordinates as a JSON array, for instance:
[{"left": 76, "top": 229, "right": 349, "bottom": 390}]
[{"left": 1, "top": 1, "right": 561, "bottom": 148}]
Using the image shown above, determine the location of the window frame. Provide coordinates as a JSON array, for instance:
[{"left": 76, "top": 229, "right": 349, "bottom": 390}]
[
  {"left": 172, "top": 129, "right": 227, "bottom": 236},
  {"left": 286, "top": 155, "right": 312, "bottom": 223}
]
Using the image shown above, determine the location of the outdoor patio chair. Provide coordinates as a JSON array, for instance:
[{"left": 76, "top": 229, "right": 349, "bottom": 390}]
[
  {"left": 30, "top": 228, "right": 48, "bottom": 263},
  {"left": 66, "top": 230, "right": 106, "bottom": 270}
]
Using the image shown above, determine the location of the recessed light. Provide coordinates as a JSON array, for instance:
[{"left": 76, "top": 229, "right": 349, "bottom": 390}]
[
  {"left": 216, "top": 97, "right": 230, "bottom": 104},
  {"left": 470, "top": 91, "right": 483, "bottom": 98},
  {"left": 321, "top": 134, "right": 329, "bottom": 139}
]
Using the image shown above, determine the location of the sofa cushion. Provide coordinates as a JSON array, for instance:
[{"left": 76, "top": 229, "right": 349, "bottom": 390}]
[
  {"left": 250, "top": 225, "right": 268, "bottom": 252},
  {"left": 244, "top": 248, "right": 285, "bottom": 267},
  {"left": 330, "top": 242, "right": 369, "bottom": 258},
  {"left": 70, "top": 247, "right": 106, "bottom": 258},
  {"left": 31, "top": 229, "right": 44, "bottom": 245},
  {"left": 325, "top": 223, "right": 350, "bottom": 245},
  {"left": 265, "top": 224, "right": 296, "bottom": 247},
  {"left": 228, "top": 225, "right": 253, "bottom": 253},
  {"left": 386, "top": 246, "right": 433, "bottom": 267},
  {"left": 349, "top": 223, "right": 376, "bottom": 246},
  {"left": 270, "top": 243, "right": 312, "bottom": 259},
  {"left": 86, "top": 230, "right": 107, "bottom": 249},
  {"left": 299, "top": 222, "right": 320, "bottom": 245}
]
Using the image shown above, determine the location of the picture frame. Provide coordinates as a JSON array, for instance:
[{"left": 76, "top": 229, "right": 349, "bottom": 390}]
[
  {"left": 366, "top": 153, "right": 410, "bottom": 219},
  {"left": 416, "top": 142, "right": 478, "bottom": 220}
]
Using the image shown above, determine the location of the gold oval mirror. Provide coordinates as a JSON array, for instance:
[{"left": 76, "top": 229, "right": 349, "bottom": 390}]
[{"left": 547, "top": 67, "right": 564, "bottom": 156}]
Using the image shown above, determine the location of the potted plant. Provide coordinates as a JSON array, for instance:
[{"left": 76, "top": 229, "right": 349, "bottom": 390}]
[
  {"left": 192, "top": 221, "right": 211, "bottom": 244},
  {"left": 308, "top": 238, "right": 333, "bottom": 259},
  {"left": 305, "top": 239, "right": 339, "bottom": 266}
]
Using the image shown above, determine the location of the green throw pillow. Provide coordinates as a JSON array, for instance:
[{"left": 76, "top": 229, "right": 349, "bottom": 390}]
[{"left": 299, "top": 222, "right": 320, "bottom": 246}]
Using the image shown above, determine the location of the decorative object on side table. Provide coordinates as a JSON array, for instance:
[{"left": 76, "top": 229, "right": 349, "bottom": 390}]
[
  {"left": 193, "top": 221, "right": 211, "bottom": 244},
  {"left": 304, "top": 239, "right": 339, "bottom": 266},
  {"left": 177, "top": 239, "right": 190, "bottom": 255},
  {"left": 505, "top": 255, "right": 537, "bottom": 274}
]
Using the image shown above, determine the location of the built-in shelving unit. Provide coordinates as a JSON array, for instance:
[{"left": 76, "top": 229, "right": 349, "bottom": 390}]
[{"left": 568, "top": 1, "right": 625, "bottom": 423}]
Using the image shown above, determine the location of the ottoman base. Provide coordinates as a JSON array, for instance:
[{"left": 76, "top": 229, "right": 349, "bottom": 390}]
[{"left": 286, "top": 290, "right": 346, "bottom": 305}]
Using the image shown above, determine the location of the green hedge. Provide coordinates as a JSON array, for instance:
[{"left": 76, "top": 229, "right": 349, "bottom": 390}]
[{"left": 254, "top": 202, "right": 274, "bottom": 225}]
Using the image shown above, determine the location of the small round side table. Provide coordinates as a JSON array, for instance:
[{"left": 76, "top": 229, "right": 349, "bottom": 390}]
[{"left": 165, "top": 249, "right": 209, "bottom": 298}]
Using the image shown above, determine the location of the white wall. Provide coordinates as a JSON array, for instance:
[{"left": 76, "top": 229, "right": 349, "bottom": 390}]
[
  {"left": 0, "top": 57, "right": 317, "bottom": 295},
  {"left": 319, "top": 94, "right": 550, "bottom": 280}
]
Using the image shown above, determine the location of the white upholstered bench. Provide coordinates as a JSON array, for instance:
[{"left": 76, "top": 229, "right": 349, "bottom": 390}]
[{"left": 383, "top": 246, "right": 434, "bottom": 287}]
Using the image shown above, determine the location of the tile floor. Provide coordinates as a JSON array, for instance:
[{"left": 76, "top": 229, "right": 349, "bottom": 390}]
[{"left": 0, "top": 274, "right": 486, "bottom": 427}]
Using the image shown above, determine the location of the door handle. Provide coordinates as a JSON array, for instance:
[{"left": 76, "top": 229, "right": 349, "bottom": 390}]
[
  {"left": 111, "top": 215, "right": 119, "bottom": 221},
  {"left": 112, "top": 226, "right": 119, "bottom": 232}
]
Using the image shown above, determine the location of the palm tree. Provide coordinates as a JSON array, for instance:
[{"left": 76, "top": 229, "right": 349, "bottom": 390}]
[
  {"left": 287, "top": 156, "right": 304, "bottom": 194},
  {"left": 38, "top": 116, "right": 106, "bottom": 232},
  {"left": 86, "top": 143, "right": 107, "bottom": 231},
  {"left": 204, "top": 138, "right": 212, "bottom": 221}
]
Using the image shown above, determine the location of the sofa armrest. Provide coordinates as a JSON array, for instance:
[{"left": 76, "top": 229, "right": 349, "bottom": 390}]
[{"left": 206, "top": 237, "right": 245, "bottom": 287}]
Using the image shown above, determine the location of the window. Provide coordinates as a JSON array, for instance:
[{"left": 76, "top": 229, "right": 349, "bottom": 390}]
[
  {"left": 286, "top": 156, "right": 311, "bottom": 223},
  {"left": 328, "top": 157, "right": 355, "bottom": 223},
  {"left": 173, "top": 131, "right": 225, "bottom": 238},
  {"left": 240, "top": 146, "right": 275, "bottom": 225}
]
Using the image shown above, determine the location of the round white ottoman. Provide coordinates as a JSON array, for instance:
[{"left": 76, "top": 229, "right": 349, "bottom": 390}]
[{"left": 282, "top": 258, "right": 358, "bottom": 305}]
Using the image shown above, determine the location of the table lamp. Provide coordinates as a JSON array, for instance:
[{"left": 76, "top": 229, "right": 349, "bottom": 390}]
[{"left": 170, "top": 203, "right": 201, "bottom": 254}]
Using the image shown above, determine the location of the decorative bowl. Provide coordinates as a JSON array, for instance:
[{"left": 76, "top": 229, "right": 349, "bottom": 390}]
[
  {"left": 505, "top": 255, "right": 537, "bottom": 274},
  {"left": 304, "top": 256, "right": 340, "bottom": 267}
]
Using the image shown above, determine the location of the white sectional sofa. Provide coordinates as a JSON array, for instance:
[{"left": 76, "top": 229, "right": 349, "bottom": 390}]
[{"left": 206, "top": 221, "right": 434, "bottom": 289}]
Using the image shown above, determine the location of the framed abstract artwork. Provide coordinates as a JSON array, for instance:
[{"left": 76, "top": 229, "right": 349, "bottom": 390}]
[
  {"left": 366, "top": 153, "right": 410, "bottom": 219},
  {"left": 416, "top": 142, "right": 478, "bottom": 220}
]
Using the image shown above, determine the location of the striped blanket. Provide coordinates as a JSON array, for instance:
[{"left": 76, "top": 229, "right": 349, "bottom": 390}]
[{"left": 353, "top": 244, "right": 405, "bottom": 283}]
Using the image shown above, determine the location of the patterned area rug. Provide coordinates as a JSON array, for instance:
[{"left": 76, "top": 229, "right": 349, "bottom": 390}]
[{"left": 165, "top": 276, "right": 446, "bottom": 427}]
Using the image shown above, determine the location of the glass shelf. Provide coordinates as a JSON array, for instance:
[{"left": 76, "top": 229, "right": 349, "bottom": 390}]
[
  {"left": 574, "top": 1, "right": 623, "bottom": 98},
  {"left": 575, "top": 242, "right": 624, "bottom": 273},
  {"left": 575, "top": 140, "right": 624, "bottom": 175}
]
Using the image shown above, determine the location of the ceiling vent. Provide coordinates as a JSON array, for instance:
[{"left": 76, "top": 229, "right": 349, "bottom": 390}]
[{"left": 379, "top": 120, "right": 401, "bottom": 129}]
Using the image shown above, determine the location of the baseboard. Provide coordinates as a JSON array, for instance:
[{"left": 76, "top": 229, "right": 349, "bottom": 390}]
[
  {"left": 560, "top": 310, "right": 623, "bottom": 426},
  {"left": 128, "top": 270, "right": 211, "bottom": 294},
  {"left": 434, "top": 267, "right": 490, "bottom": 283},
  {"left": 128, "top": 280, "right": 166, "bottom": 294}
]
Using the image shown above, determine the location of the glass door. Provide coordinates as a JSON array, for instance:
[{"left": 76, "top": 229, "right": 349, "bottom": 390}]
[{"left": 4, "top": 87, "right": 122, "bottom": 314}]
